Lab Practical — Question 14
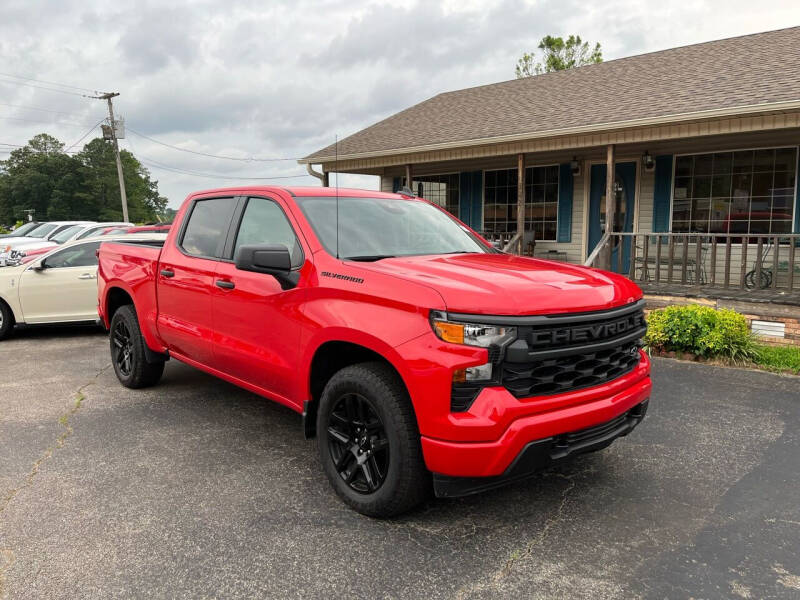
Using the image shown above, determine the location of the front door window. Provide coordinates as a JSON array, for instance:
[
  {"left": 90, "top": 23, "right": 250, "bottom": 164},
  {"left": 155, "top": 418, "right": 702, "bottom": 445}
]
[{"left": 599, "top": 177, "right": 626, "bottom": 248}]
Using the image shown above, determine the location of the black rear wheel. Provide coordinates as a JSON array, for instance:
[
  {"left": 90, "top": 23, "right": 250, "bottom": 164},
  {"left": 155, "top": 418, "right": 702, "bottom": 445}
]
[
  {"left": 317, "top": 362, "right": 430, "bottom": 517},
  {"left": 110, "top": 305, "right": 164, "bottom": 389}
]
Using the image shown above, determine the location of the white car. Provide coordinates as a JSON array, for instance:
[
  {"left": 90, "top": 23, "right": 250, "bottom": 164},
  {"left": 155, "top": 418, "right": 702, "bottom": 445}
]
[
  {"left": 0, "top": 221, "right": 95, "bottom": 266},
  {"left": 1, "top": 222, "right": 132, "bottom": 266},
  {"left": 0, "top": 233, "right": 167, "bottom": 340}
]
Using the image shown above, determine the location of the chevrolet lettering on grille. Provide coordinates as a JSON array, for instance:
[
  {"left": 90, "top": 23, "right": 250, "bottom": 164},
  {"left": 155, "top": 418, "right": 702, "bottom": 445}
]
[{"left": 528, "top": 312, "right": 646, "bottom": 347}]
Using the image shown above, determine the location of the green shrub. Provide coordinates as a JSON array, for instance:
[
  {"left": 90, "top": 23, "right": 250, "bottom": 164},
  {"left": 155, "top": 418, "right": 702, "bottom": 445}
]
[{"left": 645, "top": 305, "right": 758, "bottom": 361}]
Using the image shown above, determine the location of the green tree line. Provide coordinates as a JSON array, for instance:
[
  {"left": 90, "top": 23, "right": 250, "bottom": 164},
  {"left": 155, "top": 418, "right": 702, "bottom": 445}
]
[{"left": 0, "top": 133, "right": 168, "bottom": 226}]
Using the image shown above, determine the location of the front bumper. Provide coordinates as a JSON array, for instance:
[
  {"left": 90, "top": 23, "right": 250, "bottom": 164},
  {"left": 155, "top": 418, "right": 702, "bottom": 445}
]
[
  {"left": 432, "top": 399, "right": 648, "bottom": 498},
  {"left": 418, "top": 355, "right": 651, "bottom": 480}
]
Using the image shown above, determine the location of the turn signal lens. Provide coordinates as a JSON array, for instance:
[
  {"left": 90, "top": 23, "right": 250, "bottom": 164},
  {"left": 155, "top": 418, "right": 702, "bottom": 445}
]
[{"left": 433, "top": 321, "right": 464, "bottom": 344}]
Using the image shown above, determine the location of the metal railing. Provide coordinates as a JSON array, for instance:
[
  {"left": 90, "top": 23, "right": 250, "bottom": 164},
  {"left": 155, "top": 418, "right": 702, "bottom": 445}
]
[{"left": 586, "top": 232, "right": 800, "bottom": 292}]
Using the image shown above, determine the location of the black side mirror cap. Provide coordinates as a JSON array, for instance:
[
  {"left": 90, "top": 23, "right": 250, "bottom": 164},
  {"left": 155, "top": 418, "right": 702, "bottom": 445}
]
[
  {"left": 236, "top": 244, "right": 291, "bottom": 273},
  {"left": 235, "top": 244, "right": 299, "bottom": 289}
]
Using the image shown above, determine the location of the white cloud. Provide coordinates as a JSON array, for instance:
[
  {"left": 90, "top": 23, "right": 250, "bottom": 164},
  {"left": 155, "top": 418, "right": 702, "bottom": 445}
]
[{"left": 1, "top": 0, "right": 798, "bottom": 207}]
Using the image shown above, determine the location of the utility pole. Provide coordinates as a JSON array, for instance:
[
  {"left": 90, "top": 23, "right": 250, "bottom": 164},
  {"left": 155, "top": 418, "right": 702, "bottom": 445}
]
[{"left": 98, "top": 92, "right": 129, "bottom": 222}]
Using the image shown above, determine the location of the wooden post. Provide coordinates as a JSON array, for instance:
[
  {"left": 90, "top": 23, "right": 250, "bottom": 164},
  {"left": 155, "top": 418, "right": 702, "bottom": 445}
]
[
  {"left": 405, "top": 164, "right": 412, "bottom": 191},
  {"left": 517, "top": 153, "right": 525, "bottom": 255},
  {"left": 604, "top": 144, "right": 615, "bottom": 270},
  {"left": 323, "top": 171, "right": 329, "bottom": 187}
]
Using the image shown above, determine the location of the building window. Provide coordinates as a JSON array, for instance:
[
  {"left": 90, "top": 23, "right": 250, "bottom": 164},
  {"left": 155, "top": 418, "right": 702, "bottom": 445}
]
[
  {"left": 672, "top": 147, "right": 797, "bottom": 234},
  {"left": 484, "top": 165, "right": 559, "bottom": 240},
  {"left": 411, "top": 174, "right": 459, "bottom": 217}
]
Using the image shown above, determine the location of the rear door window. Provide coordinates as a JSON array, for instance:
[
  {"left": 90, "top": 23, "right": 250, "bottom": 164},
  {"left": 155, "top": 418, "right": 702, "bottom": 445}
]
[
  {"left": 42, "top": 242, "right": 102, "bottom": 268},
  {"left": 180, "top": 198, "right": 236, "bottom": 259}
]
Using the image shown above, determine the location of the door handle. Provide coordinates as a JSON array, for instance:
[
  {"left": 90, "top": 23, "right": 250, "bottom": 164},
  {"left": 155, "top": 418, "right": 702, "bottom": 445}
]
[
  {"left": 78, "top": 273, "right": 97, "bottom": 280},
  {"left": 160, "top": 269, "right": 175, "bottom": 278},
  {"left": 215, "top": 280, "right": 235, "bottom": 290}
]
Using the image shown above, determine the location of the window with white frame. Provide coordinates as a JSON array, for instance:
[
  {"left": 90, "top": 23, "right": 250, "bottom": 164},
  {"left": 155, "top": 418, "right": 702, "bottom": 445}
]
[
  {"left": 483, "top": 165, "right": 559, "bottom": 240},
  {"left": 672, "top": 147, "right": 797, "bottom": 234},
  {"left": 411, "top": 174, "right": 459, "bottom": 218}
]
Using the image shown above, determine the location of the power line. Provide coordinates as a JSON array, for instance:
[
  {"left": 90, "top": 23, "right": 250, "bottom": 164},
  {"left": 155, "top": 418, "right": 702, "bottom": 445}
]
[
  {"left": 0, "top": 102, "right": 86, "bottom": 117},
  {"left": 0, "top": 114, "right": 100, "bottom": 128},
  {"left": 0, "top": 77, "right": 94, "bottom": 98},
  {"left": 0, "top": 71, "right": 98, "bottom": 94},
  {"left": 126, "top": 138, "right": 307, "bottom": 180},
  {"left": 126, "top": 126, "right": 298, "bottom": 162},
  {"left": 65, "top": 119, "right": 106, "bottom": 151}
]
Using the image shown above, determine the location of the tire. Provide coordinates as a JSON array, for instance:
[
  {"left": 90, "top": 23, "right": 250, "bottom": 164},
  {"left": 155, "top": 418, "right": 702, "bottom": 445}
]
[
  {"left": 316, "top": 362, "right": 430, "bottom": 517},
  {"left": 110, "top": 304, "right": 164, "bottom": 389},
  {"left": 0, "top": 300, "right": 14, "bottom": 341}
]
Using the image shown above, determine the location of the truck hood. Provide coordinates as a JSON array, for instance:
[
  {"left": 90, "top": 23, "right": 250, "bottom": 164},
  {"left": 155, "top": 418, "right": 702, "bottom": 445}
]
[{"left": 356, "top": 253, "right": 642, "bottom": 315}]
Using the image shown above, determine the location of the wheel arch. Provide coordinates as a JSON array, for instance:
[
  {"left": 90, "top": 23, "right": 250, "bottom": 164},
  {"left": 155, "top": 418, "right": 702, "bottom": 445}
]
[{"left": 303, "top": 337, "right": 412, "bottom": 439}]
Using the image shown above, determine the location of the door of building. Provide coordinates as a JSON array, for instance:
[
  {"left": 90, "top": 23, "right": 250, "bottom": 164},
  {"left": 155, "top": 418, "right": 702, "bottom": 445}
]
[{"left": 588, "top": 162, "right": 636, "bottom": 273}]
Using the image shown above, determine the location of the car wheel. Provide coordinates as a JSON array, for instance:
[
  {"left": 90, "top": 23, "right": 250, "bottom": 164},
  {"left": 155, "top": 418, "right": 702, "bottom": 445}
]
[
  {"left": 317, "top": 362, "right": 430, "bottom": 518},
  {"left": 0, "top": 301, "right": 14, "bottom": 340},
  {"left": 110, "top": 304, "right": 164, "bottom": 389}
]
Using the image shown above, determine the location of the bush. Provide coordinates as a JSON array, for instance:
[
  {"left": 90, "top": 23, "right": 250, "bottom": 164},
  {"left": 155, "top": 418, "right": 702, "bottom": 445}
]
[{"left": 645, "top": 305, "right": 758, "bottom": 361}]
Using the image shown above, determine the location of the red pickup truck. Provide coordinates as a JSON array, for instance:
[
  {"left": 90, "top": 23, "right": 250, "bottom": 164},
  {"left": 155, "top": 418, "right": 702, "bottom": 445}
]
[{"left": 98, "top": 186, "right": 651, "bottom": 517}]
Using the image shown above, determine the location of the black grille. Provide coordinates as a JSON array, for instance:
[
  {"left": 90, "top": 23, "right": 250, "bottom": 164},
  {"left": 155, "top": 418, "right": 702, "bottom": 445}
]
[
  {"left": 450, "top": 300, "right": 646, "bottom": 410},
  {"left": 501, "top": 341, "right": 641, "bottom": 398}
]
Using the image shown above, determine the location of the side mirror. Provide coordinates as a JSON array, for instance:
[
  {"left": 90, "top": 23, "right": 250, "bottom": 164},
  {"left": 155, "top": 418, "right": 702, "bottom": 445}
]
[
  {"left": 236, "top": 244, "right": 291, "bottom": 274},
  {"left": 33, "top": 259, "right": 49, "bottom": 272},
  {"left": 235, "top": 244, "right": 299, "bottom": 290}
]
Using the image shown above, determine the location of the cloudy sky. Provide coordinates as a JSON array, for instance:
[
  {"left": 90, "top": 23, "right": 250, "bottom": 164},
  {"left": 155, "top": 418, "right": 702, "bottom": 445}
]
[{"left": 2, "top": 0, "right": 799, "bottom": 207}]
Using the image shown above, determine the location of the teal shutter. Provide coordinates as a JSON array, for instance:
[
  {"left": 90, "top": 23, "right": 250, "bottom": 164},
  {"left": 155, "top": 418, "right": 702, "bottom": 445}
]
[
  {"left": 392, "top": 177, "right": 401, "bottom": 193},
  {"left": 459, "top": 171, "right": 483, "bottom": 230},
  {"left": 557, "top": 163, "right": 573, "bottom": 242},
  {"left": 795, "top": 150, "right": 800, "bottom": 234},
  {"left": 653, "top": 155, "right": 673, "bottom": 232}
]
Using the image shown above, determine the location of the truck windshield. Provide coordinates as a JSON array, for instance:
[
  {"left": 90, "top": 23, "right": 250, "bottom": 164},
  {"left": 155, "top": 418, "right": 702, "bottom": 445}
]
[{"left": 295, "top": 196, "right": 489, "bottom": 260}]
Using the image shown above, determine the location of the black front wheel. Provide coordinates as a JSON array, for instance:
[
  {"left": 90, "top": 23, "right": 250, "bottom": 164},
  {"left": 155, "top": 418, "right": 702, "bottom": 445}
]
[
  {"left": 317, "top": 362, "right": 430, "bottom": 517},
  {"left": 0, "top": 301, "right": 14, "bottom": 341},
  {"left": 110, "top": 304, "right": 164, "bottom": 389}
]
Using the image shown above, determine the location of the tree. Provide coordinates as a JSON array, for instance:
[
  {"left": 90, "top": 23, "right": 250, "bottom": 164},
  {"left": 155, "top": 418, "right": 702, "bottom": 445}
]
[
  {"left": 0, "top": 133, "right": 168, "bottom": 226},
  {"left": 515, "top": 35, "right": 603, "bottom": 78}
]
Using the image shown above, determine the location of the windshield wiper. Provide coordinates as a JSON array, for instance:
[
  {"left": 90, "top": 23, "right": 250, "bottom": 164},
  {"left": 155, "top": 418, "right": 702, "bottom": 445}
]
[{"left": 343, "top": 255, "right": 396, "bottom": 262}]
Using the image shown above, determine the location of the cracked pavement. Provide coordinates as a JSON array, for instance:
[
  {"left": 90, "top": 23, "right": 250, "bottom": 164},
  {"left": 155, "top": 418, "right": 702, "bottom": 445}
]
[{"left": 0, "top": 328, "right": 799, "bottom": 599}]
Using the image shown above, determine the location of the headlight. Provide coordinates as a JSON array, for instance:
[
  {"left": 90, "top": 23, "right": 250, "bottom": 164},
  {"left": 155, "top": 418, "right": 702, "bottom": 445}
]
[{"left": 430, "top": 311, "right": 516, "bottom": 348}]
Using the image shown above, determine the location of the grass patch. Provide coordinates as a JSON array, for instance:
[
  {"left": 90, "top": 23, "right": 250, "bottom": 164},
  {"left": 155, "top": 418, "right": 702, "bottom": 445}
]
[{"left": 754, "top": 344, "right": 800, "bottom": 375}]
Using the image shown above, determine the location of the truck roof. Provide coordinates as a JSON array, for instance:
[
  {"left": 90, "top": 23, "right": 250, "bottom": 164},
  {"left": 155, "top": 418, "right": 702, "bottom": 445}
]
[{"left": 188, "top": 186, "right": 411, "bottom": 200}]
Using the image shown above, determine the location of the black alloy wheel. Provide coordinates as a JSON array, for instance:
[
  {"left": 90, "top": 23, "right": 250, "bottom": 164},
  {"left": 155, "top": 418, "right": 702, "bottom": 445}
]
[
  {"left": 108, "top": 304, "right": 164, "bottom": 389},
  {"left": 112, "top": 319, "right": 134, "bottom": 377},
  {"left": 327, "top": 392, "right": 390, "bottom": 494}
]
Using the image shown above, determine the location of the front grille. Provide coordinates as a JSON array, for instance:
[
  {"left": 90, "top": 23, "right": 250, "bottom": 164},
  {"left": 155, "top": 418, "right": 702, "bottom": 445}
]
[
  {"left": 450, "top": 300, "right": 646, "bottom": 410},
  {"left": 501, "top": 341, "right": 642, "bottom": 398}
]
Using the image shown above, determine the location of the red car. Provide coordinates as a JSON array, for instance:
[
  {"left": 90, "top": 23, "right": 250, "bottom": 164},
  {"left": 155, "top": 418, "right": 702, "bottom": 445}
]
[{"left": 97, "top": 187, "right": 650, "bottom": 516}]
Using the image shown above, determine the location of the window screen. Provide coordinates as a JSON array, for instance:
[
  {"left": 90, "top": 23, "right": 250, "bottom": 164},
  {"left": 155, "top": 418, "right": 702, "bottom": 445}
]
[
  {"left": 234, "top": 197, "right": 302, "bottom": 267},
  {"left": 672, "top": 147, "right": 797, "bottom": 234},
  {"left": 411, "top": 174, "right": 460, "bottom": 217},
  {"left": 484, "top": 165, "right": 559, "bottom": 240},
  {"left": 181, "top": 198, "right": 234, "bottom": 258}
]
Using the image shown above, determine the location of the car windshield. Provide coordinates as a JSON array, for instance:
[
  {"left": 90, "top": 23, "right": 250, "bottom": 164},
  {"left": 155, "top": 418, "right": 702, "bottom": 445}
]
[
  {"left": 294, "top": 196, "right": 489, "bottom": 260},
  {"left": 9, "top": 222, "right": 39, "bottom": 236},
  {"left": 50, "top": 225, "right": 84, "bottom": 244},
  {"left": 28, "top": 223, "right": 58, "bottom": 238}
]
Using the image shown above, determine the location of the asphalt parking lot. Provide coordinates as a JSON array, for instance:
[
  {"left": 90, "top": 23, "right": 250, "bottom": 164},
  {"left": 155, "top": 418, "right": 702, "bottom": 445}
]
[{"left": 1, "top": 329, "right": 799, "bottom": 599}]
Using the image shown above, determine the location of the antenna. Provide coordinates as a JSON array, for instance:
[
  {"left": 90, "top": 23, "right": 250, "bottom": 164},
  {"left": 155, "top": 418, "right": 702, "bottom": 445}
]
[{"left": 335, "top": 134, "right": 339, "bottom": 259}]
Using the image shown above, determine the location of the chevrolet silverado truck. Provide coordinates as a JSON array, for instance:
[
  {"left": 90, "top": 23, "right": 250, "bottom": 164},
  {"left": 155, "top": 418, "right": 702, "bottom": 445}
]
[{"left": 97, "top": 186, "right": 651, "bottom": 517}]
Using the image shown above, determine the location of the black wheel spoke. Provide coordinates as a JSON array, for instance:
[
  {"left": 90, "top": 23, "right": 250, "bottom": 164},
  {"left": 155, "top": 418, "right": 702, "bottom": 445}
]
[
  {"left": 327, "top": 426, "right": 350, "bottom": 446},
  {"left": 361, "top": 462, "right": 376, "bottom": 491},
  {"left": 327, "top": 392, "right": 389, "bottom": 495}
]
